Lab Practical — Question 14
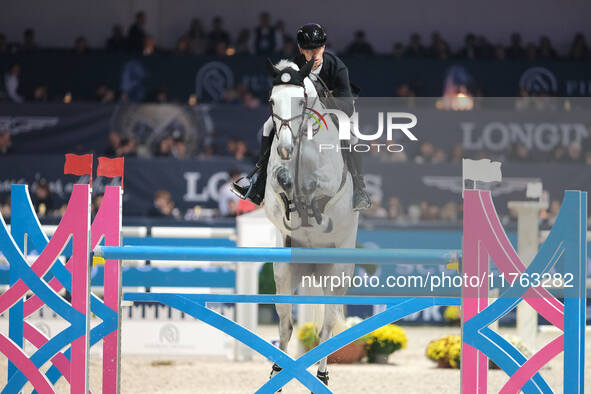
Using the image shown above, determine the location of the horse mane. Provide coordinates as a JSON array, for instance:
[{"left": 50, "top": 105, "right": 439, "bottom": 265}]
[
  {"left": 272, "top": 59, "right": 318, "bottom": 98},
  {"left": 275, "top": 59, "right": 299, "bottom": 71}
]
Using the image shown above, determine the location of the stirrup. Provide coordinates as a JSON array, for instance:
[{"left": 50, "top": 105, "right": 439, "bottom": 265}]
[{"left": 230, "top": 177, "right": 254, "bottom": 200}]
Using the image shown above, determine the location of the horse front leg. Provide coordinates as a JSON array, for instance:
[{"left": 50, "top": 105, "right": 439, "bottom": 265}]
[
  {"left": 315, "top": 303, "right": 343, "bottom": 387},
  {"left": 270, "top": 262, "right": 295, "bottom": 391}
]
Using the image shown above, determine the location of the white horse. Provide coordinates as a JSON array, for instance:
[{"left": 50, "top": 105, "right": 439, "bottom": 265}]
[{"left": 263, "top": 59, "right": 359, "bottom": 389}]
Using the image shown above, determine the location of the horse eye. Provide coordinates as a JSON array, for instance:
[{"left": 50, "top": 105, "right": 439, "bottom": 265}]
[{"left": 269, "top": 99, "right": 274, "bottom": 105}]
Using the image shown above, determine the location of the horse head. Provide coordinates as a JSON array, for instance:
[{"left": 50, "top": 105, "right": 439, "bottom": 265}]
[{"left": 266, "top": 58, "right": 314, "bottom": 161}]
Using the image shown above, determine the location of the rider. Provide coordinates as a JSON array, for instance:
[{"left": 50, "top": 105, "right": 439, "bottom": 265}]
[{"left": 231, "top": 23, "right": 371, "bottom": 211}]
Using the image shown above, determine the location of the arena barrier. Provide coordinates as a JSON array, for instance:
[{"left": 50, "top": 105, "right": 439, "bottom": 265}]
[{"left": 0, "top": 173, "right": 587, "bottom": 393}]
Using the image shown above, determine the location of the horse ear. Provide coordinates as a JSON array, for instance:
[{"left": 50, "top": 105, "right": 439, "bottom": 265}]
[
  {"left": 265, "top": 58, "right": 280, "bottom": 77},
  {"left": 298, "top": 59, "right": 315, "bottom": 78}
]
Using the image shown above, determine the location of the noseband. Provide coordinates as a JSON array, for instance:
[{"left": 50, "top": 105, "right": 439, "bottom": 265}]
[{"left": 269, "top": 89, "right": 317, "bottom": 140}]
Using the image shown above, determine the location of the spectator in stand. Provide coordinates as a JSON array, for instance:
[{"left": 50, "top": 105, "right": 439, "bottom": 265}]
[
  {"left": 218, "top": 168, "right": 242, "bottom": 217},
  {"left": 475, "top": 36, "right": 494, "bottom": 59},
  {"left": 148, "top": 190, "right": 181, "bottom": 219},
  {"left": 96, "top": 84, "right": 116, "bottom": 103},
  {"left": 106, "top": 25, "right": 126, "bottom": 52},
  {"left": 550, "top": 145, "right": 567, "bottom": 162},
  {"left": 104, "top": 131, "right": 121, "bottom": 156},
  {"left": 226, "top": 138, "right": 237, "bottom": 156},
  {"left": 155, "top": 136, "right": 174, "bottom": 157},
  {"left": 433, "top": 39, "right": 450, "bottom": 60},
  {"left": 494, "top": 44, "right": 506, "bottom": 60},
  {"left": 118, "top": 136, "right": 137, "bottom": 157},
  {"left": 22, "top": 28, "right": 37, "bottom": 51},
  {"left": 427, "top": 32, "right": 443, "bottom": 58},
  {"left": 569, "top": 33, "right": 589, "bottom": 60},
  {"left": 174, "top": 36, "right": 190, "bottom": 55},
  {"left": 510, "top": 143, "right": 531, "bottom": 162},
  {"left": 91, "top": 194, "right": 103, "bottom": 217},
  {"left": 387, "top": 197, "right": 405, "bottom": 221},
  {"left": 392, "top": 42, "right": 404, "bottom": 59},
  {"left": 405, "top": 33, "right": 424, "bottom": 57},
  {"left": 184, "top": 19, "right": 206, "bottom": 55},
  {"left": 234, "top": 28, "right": 252, "bottom": 54},
  {"left": 233, "top": 139, "right": 253, "bottom": 161},
  {"left": 0, "top": 130, "right": 12, "bottom": 155},
  {"left": 214, "top": 40, "right": 229, "bottom": 56},
  {"left": 280, "top": 37, "right": 296, "bottom": 57},
  {"left": 0, "top": 195, "right": 10, "bottom": 221},
  {"left": 207, "top": 17, "right": 230, "bottom": 55},
  {"left": 74, "top": 36, "right": 89, "bottom": 54},
  {"left": 458, "top": 33, "right": 477, "bottom": 59},
  {"left": 585, "top": 151, "right": 591, "bottom": 166},
  {"left": 242, "top": 91, "right": 261, "bottom": 109},
  {"left": 440, "top": 202, "right": 459, "bottom": 222},
  {"left": 172, "top": 131, "right": 188, "bottom": 159},
  {"left": 567, "top": 142, "right": 583, "bottom": 162},
  {"left": 449, "top": 143, "right": 464, "bottom": 163},
  {"left": 128, "top": 11, "right": 147, "bottom": 52},
  {"left": 143, "top": 35, "right": 157, "bottom": 56},
  {"left": 0, "top": 34, "right": 7, "bottom": 54},
  {"left": 525, "top": 43, "right": 537, "bottom": 61},
  {"left": 32, "top": 85, "right": 48, "bottom": 102},
  {"left": 538, "top": 36, "right": 557, "bottom": 59},
  {"left": 4, "top": 63, "right": 23, "bottom": 103},
  {"left": 345, "top": 30, "right": 374, "bottom": 56},
  {"left": 275, "top": 20, "right": 289, "bottom": 53},
  {"left": 413, "top": 142, "right": 436, "bottom": 163},
  {"left": 32, "top": 179, "right": 54, "bottom": 217},
  {"left": 254, "top": 12, "right": 276, "bottom": 55},
  {"left": 506, "top": 33, "right": 525, "bottom": 59}
]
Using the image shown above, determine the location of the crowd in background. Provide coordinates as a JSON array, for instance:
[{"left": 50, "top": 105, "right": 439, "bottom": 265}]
[
  {"left": 1, "top": 12, "right": 590, "bottom": 59},
  {"left": 1, "top": 12, "right": 590, "bottom": 223},
  {"left": 1, "top": 11, "right": 591, "bottom": 104}
]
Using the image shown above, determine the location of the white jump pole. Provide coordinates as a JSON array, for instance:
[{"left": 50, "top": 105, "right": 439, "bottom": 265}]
[
  {"left": 507, "top": 183, "right": 547, "bottom": 352},
  {"left": 235, "top": 209, "right": 279, "bottom": 361}
]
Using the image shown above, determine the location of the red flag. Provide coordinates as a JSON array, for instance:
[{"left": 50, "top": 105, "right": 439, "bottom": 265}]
[
  {"left": 97, "top": 157, "right": 125, "bottom": 187},
  {"left": 64, "top": 153, "right": 93, "bottom": 184}
]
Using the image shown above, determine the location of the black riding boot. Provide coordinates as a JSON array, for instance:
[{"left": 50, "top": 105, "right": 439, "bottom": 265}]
[
  {"left": 231, "top": 132, "right": 273, "bottom": 205},
  {"left": 342, "top": 146, "right": 371, "bottom": 211}
]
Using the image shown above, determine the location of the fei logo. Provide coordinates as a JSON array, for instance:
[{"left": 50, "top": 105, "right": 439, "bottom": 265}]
[{"left": 305, "top": 109, "right": 418, "bottom": 152}]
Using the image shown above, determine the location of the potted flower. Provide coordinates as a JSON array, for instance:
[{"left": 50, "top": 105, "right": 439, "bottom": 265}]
[
  {"left": 296, "top": 317, "right": 368, "bottom": 363},
  {"left": 443, "top": 306, "right": 461, "bottom": 326},
  {"left": 365, "top": 324, "right": 408, "bottom": 364},
  {"left": 426, "top": 335, "right": 461, "bottom": 368}
]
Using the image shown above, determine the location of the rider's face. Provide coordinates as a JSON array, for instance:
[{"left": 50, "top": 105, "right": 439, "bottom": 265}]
[{"left": 299, "top": 45, "right": 325, "bottom": 70}]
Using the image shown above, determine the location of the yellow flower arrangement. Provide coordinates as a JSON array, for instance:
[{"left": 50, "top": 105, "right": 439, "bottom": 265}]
[
  {"left": 426, "top": 335, "right": 461, "bottom": 368},
  {"left": 365, "top": 324, "right": 408, "bottom": 362},
  {"left": 443, "top": 306, "right": 461, "bottom": 324},
  {"left": 297, "top": 322, "right": 318, "bottom": 350}
]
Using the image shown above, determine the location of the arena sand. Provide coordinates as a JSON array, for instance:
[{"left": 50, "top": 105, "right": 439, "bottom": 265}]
[{"left": 2, "top": 326, "right": 589, "bottom": 393}]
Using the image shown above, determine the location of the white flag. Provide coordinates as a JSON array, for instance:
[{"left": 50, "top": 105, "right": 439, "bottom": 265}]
[{"left": 462, "top": 159, "right": 502, "bottom": 183}]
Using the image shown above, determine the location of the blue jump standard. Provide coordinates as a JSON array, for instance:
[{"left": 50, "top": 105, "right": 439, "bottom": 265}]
[{"left": 94, "top": 246, "right": 461, "bottom": 264}]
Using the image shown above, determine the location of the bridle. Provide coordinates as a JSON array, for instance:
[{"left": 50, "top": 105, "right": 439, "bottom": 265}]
[{"left": 269, "top": 87, "right": 318, "bottom": 140}]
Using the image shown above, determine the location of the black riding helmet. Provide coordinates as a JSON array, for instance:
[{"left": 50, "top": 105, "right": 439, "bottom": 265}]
[{"left": 296, "top": 23, "right": 327, "bottom": 49}]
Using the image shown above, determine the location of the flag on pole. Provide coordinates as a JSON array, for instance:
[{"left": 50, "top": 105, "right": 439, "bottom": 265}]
[
  {"left": 97, "top": 157, "right": 125, "bottom": 187},
  {"left": 64, "top": 153, "right": 93, "bottom": 184},
  {"left": 462, "top": 158, "right": 502, "bottom": 196}
]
